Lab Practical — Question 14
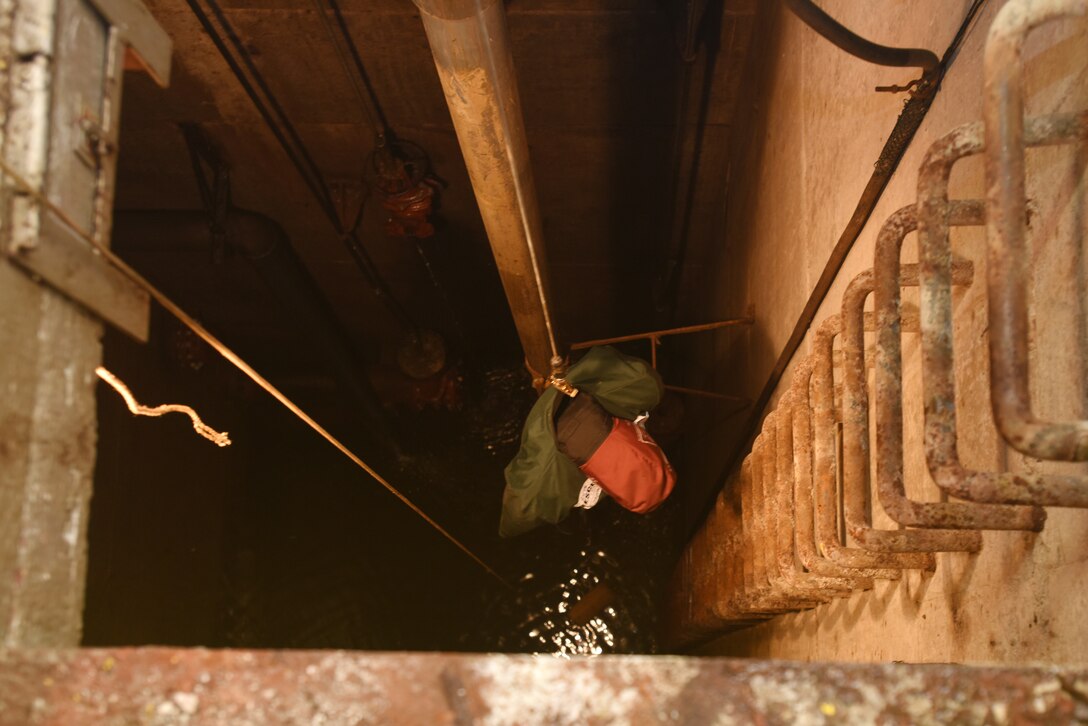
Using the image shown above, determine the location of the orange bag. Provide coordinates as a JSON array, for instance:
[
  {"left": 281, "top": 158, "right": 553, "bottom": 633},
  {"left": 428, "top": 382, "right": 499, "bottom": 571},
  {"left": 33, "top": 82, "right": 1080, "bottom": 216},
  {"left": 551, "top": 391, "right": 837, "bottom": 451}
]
[{"left": 579, "top": 417, "right": 676, "bottom": 514}]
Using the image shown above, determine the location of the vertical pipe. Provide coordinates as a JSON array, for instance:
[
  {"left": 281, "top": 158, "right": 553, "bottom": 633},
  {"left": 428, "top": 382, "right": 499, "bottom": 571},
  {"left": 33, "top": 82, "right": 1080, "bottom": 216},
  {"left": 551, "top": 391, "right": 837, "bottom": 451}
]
[{"left": 412, "top": 0, "right": 559, "bottom": 377}]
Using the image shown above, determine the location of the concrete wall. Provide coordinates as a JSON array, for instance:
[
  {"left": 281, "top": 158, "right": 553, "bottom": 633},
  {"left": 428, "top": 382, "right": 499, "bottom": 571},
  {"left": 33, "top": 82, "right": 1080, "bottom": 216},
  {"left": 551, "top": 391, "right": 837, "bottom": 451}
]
[
  {"left": 0, "top": 0, "right": 105, "bottom": 648},
  {"left": 681, "top": 0, "right": 1088, "bottom": 664}
]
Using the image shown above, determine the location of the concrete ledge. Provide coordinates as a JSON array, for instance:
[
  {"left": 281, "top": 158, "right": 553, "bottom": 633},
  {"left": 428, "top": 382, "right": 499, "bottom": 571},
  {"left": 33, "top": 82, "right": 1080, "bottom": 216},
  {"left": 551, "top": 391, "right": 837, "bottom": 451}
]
[{"left": 1, "top": 648, "right": 1086, "bottom": 724}]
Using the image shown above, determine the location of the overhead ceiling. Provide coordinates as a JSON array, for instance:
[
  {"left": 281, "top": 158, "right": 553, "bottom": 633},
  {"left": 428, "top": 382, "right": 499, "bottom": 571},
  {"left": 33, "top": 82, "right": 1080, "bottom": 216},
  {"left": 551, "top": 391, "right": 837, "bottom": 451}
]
[{"left": 114, "top": 0, "right": 761, "bottom": 374}]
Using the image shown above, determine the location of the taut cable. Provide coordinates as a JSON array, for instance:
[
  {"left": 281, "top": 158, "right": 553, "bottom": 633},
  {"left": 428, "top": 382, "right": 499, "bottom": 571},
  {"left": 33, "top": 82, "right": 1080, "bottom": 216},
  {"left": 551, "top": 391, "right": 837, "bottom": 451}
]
[{"left": 0, "top": 157, "right": 510, "bottom": 588}]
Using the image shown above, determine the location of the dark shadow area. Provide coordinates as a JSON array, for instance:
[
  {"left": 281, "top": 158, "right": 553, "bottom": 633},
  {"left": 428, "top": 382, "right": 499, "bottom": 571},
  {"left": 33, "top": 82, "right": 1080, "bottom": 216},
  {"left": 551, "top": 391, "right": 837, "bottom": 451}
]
[
  {"left": 85, "top": 315, "right": 689, "bottom": 652},
  {"left": 85, "top": 317, "right": 494, "bottom": 650}
]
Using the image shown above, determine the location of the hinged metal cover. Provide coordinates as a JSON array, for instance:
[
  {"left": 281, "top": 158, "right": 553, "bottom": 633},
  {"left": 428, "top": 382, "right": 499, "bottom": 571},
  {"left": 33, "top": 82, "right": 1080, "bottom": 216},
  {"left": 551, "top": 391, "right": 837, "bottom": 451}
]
[{"left": 2, "top": 0, "right": 171, "bottom": 341}]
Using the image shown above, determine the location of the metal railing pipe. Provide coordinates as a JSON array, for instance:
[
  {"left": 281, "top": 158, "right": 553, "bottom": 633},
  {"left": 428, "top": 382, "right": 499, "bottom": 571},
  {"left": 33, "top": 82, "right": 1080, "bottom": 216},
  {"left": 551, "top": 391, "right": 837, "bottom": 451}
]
[
  {"left": 872, "top": 203, "right": 1045, "bottom": 530},
  {"left": 917, "top": 118, "right": 1088, "bottom": 507},
  {"left": 840, "top": 268, "right": 983, "bottom": 552},
  {"left": 812, "top": 316, "right": 935, "bottom": 571},
  {"left": 984, "top": 0, "right": 1088, "bottom": 460}
]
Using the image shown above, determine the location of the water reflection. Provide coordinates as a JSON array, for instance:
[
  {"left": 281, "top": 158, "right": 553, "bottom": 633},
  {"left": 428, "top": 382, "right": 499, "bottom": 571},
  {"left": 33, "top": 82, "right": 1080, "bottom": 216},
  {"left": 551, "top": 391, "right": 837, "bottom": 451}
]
[{"left": 482, "top": 548, "right": 658, "bottom": 657}]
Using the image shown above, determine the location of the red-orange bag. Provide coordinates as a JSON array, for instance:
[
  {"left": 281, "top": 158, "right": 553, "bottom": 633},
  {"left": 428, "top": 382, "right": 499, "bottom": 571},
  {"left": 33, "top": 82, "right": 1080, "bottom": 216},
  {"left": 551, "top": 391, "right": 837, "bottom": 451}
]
[{"left": 579, "top": 417, "right": 676, "bottom": 513}]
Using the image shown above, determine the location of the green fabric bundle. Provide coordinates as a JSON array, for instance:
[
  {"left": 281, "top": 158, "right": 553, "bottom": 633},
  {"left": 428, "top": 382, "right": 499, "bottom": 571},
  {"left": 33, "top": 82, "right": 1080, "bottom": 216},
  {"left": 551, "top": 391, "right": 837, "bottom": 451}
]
[{"left": 499, "top": 345, "right": 663, "bottom": 537}]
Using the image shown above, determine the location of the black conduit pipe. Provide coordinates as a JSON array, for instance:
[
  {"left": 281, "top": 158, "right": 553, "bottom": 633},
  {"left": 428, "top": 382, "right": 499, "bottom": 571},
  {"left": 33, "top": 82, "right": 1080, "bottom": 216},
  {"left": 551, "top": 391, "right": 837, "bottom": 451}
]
[
  {"left": 783, "top": 0, "right": 938, "bottom": 71},
  {"left": 184, "top": 0, "right": 416, "bottom": 332},
  {"left": 112, "top": 209, "right": 395, "bottom": 455}
]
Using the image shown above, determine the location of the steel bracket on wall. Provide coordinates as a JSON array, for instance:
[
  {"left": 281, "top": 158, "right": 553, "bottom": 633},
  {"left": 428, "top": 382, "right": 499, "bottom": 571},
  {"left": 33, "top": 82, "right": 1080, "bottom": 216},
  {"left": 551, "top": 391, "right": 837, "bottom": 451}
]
[{"left": 2, "top": 0, "right": 171, "bottom": 342}]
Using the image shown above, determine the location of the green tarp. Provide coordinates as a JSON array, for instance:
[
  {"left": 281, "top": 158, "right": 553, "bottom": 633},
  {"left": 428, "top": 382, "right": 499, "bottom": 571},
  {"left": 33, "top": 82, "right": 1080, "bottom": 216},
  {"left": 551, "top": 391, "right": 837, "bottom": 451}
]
[{"left": 499, "top": 345, "right": 663, "bottom": 538}]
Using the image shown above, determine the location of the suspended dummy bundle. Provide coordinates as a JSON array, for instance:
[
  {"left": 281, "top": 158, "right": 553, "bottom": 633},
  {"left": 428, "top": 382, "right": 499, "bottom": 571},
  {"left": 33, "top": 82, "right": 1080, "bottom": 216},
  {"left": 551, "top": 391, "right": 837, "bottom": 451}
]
[{"left": 499, "top": 346, "right": 676, "bottom": 537}]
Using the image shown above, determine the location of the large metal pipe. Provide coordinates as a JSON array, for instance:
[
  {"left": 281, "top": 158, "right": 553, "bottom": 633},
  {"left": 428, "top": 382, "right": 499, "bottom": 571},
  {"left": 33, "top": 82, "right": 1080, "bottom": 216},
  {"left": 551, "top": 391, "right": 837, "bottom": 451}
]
[{"left": 412, "top": 0, "right": 559, "bottom": 378}]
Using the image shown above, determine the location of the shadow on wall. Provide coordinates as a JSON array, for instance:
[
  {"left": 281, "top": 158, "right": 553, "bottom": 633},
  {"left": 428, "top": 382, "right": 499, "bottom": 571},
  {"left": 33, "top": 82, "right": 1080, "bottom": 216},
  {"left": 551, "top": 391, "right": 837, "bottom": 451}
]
[
  {"left": 672, "top": 311, "right": 773, "bottom": 537},
  {"left": 665, "top": 2, "right": 785, "bottom": 535}
]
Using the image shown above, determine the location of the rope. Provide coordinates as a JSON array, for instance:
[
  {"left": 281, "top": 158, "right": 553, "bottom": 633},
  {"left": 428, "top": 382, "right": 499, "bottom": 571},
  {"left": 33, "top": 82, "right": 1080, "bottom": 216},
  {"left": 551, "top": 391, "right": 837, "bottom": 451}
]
[
  {"left": 0, "top": 157, "right": 510, "bottom": 589},
  {"left": 96, "top": 367, "right": 231, "bottom": 447}
]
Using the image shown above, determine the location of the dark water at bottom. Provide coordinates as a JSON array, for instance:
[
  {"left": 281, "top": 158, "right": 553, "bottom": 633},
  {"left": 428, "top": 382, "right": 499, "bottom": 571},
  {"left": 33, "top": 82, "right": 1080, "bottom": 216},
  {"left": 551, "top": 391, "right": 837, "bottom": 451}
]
[
  {"left": 468, "top": 496, "right": 684, "bottom": 656},
  {"left": 391, "top": 362, "right": 687, "bottom": 657}
]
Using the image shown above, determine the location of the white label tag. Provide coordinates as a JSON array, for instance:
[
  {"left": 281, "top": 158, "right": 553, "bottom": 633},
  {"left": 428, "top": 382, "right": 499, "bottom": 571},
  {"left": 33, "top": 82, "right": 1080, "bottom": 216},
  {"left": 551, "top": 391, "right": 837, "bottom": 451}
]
[{"left": 574, "top": 478, "right": 603, "bottom": 509}]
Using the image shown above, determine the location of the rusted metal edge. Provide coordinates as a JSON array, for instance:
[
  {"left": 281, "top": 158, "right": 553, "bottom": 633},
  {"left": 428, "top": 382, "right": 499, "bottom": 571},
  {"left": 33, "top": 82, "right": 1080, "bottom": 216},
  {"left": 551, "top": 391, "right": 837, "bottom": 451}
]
[
  {"left": 749, "top": 415, "right": 825, "bottom": 607},
  {"left": 730, "top": 428, "right": 819, "bottom": 614},
  {"left": 570, "top": 318, "right": 755, "bottom": 350},
  {"left": 772, "top": 396, "right": 860, "bottom": 596},
  {"left": 711, "top": 463, "right": 776, "bottom": 626},
  {"left": 4, "top": 209, "right": 150, "bottom": 341},
  {"left": 2, "top": 648, "right": 1086, "bottom": 723},
  {"left": 792, "top": 359, "right": 899, "bottom": 581},
  {"left": 412, "top": 0, "right": 560, "bottom": 375},
  {"left": 88, "top": 0, "right": 172, "bottom": 86}
]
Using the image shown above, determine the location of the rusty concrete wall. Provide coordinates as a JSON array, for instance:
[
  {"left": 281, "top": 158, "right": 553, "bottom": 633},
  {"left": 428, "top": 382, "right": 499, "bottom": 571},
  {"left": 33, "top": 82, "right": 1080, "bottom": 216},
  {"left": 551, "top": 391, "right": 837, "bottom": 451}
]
[
  {"left": 0, "top": 267, "right": 102, "bottom": 649},
  {"left": 679, "top": 0, "right": 1088, "bottom": 663},
  {"left": 0, "top": 0, "right": 104, "bottom": 647}
]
